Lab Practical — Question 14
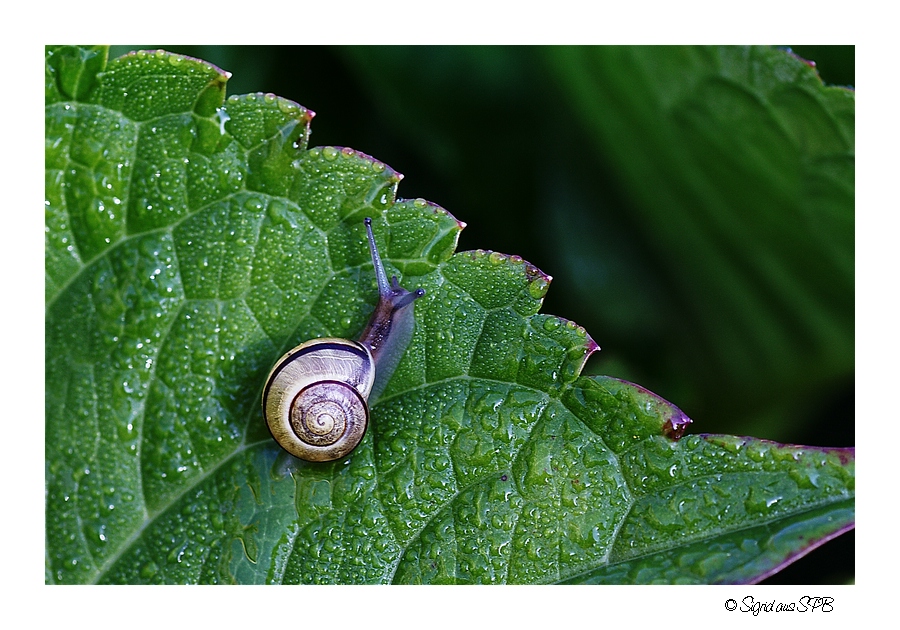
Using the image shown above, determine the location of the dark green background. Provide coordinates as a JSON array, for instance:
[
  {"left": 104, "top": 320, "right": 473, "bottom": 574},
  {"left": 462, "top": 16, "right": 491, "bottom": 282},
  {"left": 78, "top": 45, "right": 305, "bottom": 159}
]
[{"left": 107, "top": 45, "right": 855, "bottom": 583}]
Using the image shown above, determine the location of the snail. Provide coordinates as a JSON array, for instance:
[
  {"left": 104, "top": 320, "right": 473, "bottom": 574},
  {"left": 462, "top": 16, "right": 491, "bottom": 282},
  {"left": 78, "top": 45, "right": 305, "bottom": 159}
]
[{"left": 262, "top": 218, "right": 425, "bottom": 462}]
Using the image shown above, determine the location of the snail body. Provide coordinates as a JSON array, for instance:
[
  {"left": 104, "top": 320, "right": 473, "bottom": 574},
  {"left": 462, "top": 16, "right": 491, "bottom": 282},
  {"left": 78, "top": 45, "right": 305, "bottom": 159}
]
[{"left": 262, "top": 218, "right": 424, "bottom": 462}]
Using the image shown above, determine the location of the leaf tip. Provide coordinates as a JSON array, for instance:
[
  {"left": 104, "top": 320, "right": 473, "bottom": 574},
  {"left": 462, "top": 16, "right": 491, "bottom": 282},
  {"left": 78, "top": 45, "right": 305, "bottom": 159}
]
[
  {"left": 781, "top": 47, "right": 817, "bottom": 71},
  {"left": 663, "top": 408, "right": 692, "bottom": 440}
]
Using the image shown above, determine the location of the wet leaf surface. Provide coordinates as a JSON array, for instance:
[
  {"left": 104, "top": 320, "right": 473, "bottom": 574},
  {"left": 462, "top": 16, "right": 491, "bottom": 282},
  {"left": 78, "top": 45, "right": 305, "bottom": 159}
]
[{"left": 45, "top": 46, "right": 854, "bottom": 584}]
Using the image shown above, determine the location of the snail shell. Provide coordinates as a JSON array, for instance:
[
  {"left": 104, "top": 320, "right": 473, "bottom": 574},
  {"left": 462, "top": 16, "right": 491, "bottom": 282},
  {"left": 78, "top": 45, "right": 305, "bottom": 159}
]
[
  {"left": 262, "top": 218, "right": 424, "bottom": 462},
  {"left": 263, "top": 338, "right": 374, "bottom": 462}
]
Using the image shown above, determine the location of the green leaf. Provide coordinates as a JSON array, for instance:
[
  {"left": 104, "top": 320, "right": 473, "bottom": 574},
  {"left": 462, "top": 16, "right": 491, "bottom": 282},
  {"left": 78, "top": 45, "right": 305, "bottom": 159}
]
[
  {"left": 542, "top": 46, "right": 854, "bottom": 436},
  {"left": 323, "top": 45, "right": 853, "bottom": 450},
  {"left": 45, "top": 46, "right": 854, "bottom": 584}
]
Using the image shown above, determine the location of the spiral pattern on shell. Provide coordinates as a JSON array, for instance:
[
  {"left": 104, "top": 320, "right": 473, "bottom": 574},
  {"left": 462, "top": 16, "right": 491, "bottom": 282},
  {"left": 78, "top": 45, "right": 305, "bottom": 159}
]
[
  {"left": 263, "top": 338, "right": 375, "bottom": 462},
  {"left": 289, "top": 380, "right": 367, "bottom": 451}
]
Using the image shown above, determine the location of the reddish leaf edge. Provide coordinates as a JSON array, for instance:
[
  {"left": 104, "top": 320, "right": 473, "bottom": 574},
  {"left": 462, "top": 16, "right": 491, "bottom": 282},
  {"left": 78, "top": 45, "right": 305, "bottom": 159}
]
[
  {"left": 703, "top": 440, "right": 855, "bottom": 584},
  {"left": 749, "top": 517, "right": 855, "bottom": 585}
]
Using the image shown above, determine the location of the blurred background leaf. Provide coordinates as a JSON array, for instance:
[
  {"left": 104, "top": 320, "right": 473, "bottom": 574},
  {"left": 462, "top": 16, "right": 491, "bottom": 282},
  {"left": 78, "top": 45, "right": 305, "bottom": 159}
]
[{"left": 107, "top": 45, "right": 855, "bottom": 583}]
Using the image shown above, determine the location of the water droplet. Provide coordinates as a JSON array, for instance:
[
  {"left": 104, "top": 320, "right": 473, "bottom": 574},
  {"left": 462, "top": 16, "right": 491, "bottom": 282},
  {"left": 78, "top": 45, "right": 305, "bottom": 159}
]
[
  {"left": 216, "top": 107, "right": 230, "bottom": 134},
  {"left": 744, "top": 485, "right": 782, "bottom": 514},
  {"left": 789, "top": 467, "right": 820, "bottom": 489},
  {"left": 141, "top": 561, "right": 159, "bottom": 579},
  {"left": 528, "top": 277, "right": 549, "bottom": 299},
  {"left": 278, "top": 100, "right": 299, "bottom": 115}
]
